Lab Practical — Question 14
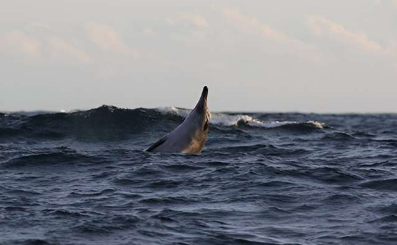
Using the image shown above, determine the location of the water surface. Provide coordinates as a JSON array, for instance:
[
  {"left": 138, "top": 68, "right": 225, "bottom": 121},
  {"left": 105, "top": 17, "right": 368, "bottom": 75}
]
[{"left": 1, "top": 106, "right": 397, "bottom": 244}]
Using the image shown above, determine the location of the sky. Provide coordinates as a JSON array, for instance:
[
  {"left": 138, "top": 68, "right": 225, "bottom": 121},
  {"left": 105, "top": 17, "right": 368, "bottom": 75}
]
[{"left": 0, "top": 0, "right": 396, "bottom": 113}]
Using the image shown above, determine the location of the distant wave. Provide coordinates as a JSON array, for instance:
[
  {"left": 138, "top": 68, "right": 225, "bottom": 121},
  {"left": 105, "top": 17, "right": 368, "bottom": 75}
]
[
  {"left": 0, "top": 105, "right": 326, "bottom": 140},
  {"left": 157, "top": 106, "right": 326, "bottom": 129}
]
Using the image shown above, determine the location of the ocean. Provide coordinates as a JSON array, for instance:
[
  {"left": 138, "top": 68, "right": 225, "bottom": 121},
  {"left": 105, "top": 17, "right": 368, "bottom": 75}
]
[{"left": 1, "top": 105, "right": 397, "bottom": 245}]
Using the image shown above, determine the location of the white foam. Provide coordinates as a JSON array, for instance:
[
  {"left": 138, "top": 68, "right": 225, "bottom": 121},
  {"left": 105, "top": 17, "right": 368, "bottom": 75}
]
[
  {"left": 307, "top": 120, "right": 325, "bottom": 129},
  {"left": 156, "top": 106, "right": 191, "bottom": 118},
  {"left": 154, "top": 107, "right": 325, "bottom": 129}
]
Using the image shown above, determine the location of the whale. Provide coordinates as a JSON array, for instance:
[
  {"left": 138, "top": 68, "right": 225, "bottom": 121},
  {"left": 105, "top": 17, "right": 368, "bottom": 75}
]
[{"left": 146, "top": 86, "right": 210, "bottom": 153}]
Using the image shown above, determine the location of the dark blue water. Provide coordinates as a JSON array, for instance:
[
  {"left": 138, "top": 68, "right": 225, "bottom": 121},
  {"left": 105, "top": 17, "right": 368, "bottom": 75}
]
[{"left": 1, "top": 105, "right": 397, "bottom": 245}]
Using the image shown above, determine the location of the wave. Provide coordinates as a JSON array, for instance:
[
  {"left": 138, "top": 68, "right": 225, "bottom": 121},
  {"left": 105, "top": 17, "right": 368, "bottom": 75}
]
[
  {"left": 360, "top": 178, "right": 397, "bottom": 191},
  {"left": 157, "top": 106, "right": 326, "bottom": 129},
  {"left": 0, "top": 105, "right": 326, "bottom": 140},
  {"left": 2, "top": 150, "right": 103, "bottom": 168}
]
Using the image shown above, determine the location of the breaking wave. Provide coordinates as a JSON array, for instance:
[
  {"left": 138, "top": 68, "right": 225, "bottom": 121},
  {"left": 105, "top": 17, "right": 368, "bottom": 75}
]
[{"left": 0, "top": 105, "right": 326, "bottom": 140}]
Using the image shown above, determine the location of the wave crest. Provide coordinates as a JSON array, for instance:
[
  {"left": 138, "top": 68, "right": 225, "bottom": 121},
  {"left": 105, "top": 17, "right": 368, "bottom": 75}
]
[
  {"left": 0, "top": 105, "right": 326, "bottom": 140},
  {"left": 155, "top": 106, "right": 325, "bottom": 129}
]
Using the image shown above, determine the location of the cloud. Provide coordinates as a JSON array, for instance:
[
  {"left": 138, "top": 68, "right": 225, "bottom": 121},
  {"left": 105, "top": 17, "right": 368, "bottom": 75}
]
[
  {"left": 306, "top": 15, "right": 397, "bottom": 74},
  {"left": 47, "top": 37, "right": 89, "bottom": 64},
  {"left": 306, "top": 15, "right": 382, "bottom": 53},
  {"left": 0, "top": 28, "right": 90, "bottom": 66},
  {"left": 221, "top": 8, "right": 319, "bottom": 61},
  {"left": 222, "top": 8, "right": 289, "bottom": 43},
  {"left": 142, "top": 27, "right": 155, "bottom": 37},
  {"left": 86, "top": 22, "right": 139, "bottom": 58},
  {"left": 1, "top": 30, "right": 41, "bottom": 58},
  {"left": 0, "top": 22, "right": 143, "bottom": 76},
  {"left": 375, "top": 0, "right": 397, "bottom": 7},
  {"left": 180, "top": 14, "right": 209, "bottom": 28}
]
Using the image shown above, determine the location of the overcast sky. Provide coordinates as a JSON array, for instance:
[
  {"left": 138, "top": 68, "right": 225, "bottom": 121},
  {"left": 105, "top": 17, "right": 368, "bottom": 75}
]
[{"left": 1, "top": 0, "right": 396, "bottom": 112}]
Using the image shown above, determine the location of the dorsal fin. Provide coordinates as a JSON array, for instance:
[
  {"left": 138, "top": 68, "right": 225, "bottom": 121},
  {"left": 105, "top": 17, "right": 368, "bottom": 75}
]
[{"left": 145, "top": 135, "right": 168, "bottom": 152}]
